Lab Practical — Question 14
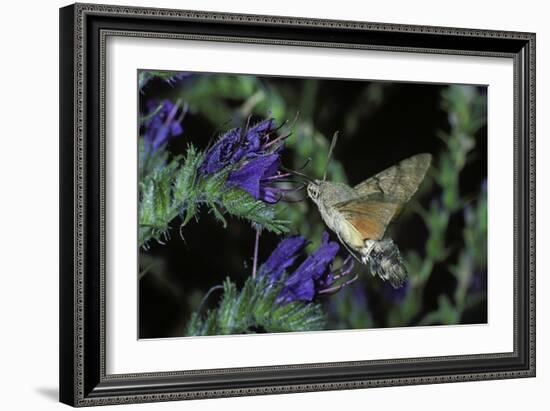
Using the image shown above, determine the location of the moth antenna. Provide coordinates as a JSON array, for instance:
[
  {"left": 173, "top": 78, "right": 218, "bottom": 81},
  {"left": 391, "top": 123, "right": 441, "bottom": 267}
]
[{"left": 322, "top": 131, "right": 339, "bottom": 181}]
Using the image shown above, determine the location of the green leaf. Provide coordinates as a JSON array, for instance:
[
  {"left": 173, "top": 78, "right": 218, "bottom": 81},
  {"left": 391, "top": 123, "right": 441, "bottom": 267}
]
[
  {"left": 138, "top": 142, "right": 290, "bottom": 247},
  {"left": 186, "top": 277, "right": 325, "bottom": 336},
  {"left": 217, "top": 278, "right": 237, "bottom": 334},
  {"left": 222, "top": 189, "right": 290, "bottom": 235}
]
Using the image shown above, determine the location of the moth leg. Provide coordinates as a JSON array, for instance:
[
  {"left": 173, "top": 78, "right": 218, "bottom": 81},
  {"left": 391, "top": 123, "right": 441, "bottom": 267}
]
[
  {"left": 318, "top": 274, "right": 359, "bottom": 295},
  {"left": 360, "top": 239, "right": 377, "bottom": 265},
  {"left": 332, "top": 255, "right": 354, "bottom": 280},
  {"left": 335, "top": 232, "right": 363, "bottom": 264}
]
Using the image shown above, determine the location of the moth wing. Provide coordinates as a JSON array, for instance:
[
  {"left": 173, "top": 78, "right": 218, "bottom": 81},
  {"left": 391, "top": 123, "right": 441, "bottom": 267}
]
[
  {"left": 335, "top": 194, "right": 402, "bottom": 241},
  {"left": 354, "top": 153, "right": 432, "bottom": 202}
]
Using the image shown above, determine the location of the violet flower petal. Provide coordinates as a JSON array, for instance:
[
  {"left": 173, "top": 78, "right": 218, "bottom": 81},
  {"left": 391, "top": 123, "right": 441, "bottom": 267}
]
[
  {"left": 200, "top": 118, "right": 277, "bottom": 176},
  {"left": 276, "top": 232, "right": 340, "bottom": 304},
  {"left": 142, "top": 99, "right": 184, "bottom": 152},
  {"left": 226, "top": 154, "right": 281, "bottom": 201},
  {"left": 260, "top": 235, "right": 307, "bottom": 283}
]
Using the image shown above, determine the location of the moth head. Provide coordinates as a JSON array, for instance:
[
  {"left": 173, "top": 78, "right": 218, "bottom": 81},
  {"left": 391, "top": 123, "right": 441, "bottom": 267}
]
[{"left": 307, "top": 180, "right": 322, "bottom": 202}]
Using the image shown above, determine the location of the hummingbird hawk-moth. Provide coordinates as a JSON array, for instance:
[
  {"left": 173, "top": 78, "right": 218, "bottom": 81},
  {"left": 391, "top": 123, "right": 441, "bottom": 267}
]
[{"left": 305, "top": 136, "right": 431, "bottom": 288}]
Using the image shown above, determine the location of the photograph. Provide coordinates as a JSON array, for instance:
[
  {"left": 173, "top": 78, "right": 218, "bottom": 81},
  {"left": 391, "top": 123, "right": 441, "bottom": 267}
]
[
  {"left": 56, "top": 2, "right": 536, "bottom": 406},
  {"left": 137, "top": 70, "right": 488, "bottom": 339}
]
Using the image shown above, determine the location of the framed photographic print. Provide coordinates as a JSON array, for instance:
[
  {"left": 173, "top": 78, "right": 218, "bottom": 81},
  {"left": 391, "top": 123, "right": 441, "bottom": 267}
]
[{"left": 59, "top": 3, "right": 536, "bottom": 407}]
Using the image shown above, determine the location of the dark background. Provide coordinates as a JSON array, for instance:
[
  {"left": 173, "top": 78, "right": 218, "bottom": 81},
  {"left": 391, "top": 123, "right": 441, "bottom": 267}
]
[{"left": 138, "top": 74, "right": 487, "bottom": 338}]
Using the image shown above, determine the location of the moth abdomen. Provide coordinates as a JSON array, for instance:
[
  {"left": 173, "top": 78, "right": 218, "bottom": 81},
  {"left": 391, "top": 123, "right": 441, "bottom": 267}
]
[
  {"left": 364, "top": 238, "right": 407, "bottom": 288},
  {"left": 307, "top": 153, "right": 430, "bottom": 287}
]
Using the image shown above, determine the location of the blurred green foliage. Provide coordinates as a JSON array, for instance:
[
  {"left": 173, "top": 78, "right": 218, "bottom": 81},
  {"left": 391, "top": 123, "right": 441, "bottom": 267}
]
[
  {"left": 394, "top": 85, "right": 488, "bottom": 327},
  {"left": 139, "top": 71, "right": 488, "bottom": 336}
]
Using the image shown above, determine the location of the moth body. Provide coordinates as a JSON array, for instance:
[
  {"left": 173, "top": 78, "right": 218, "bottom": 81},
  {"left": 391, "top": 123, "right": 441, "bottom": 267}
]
[
  {"left": 306, "top": 153, "right": 432, "bottom": 288},
  {"left": 361, "top": 240, "right": 377, "bottom": 264},
  {"left": 307, "top": 180, "right": 365, "bottom": 249},
  {"left": 366, "top": 239, "right": 407, "bottom": 288}
]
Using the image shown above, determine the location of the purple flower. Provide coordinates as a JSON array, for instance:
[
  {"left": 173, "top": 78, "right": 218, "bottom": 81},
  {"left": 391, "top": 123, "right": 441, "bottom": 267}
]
[
  {"left": 200, "top": 118, "right": 292, "bottom": 203},
  {"left": 226, "top": 154, "right": 284, "bottom": 203},
  {"left": 260, "top": 235, "right": 307, "bottom": 283},
  {"left": 142, "top": 99, "right": 185, "bottom": 151},
  {"left": 277, "top": 233, "right": 340, "bottom": 303},
  {"left": 259, "top": 233, "right": 355, "bottom": 304},
  {"left": 200, "top": 119, "right": 279, "bottom": 175}
]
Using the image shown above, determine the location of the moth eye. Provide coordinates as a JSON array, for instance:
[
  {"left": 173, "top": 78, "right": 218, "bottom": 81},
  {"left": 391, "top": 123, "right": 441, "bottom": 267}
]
[{"left": 308, "top": 185, "right": 319, "bottom": 199}]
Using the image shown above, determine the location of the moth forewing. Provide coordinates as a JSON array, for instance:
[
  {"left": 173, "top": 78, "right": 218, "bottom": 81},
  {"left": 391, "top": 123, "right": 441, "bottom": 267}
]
[
  {"left": 335, "top": 195, "right": 402, "bottom": 241},
  {"left": 354, "top": 153, "right": 432, "bottom": 202},
  {"left": 307, "top": 152, "right": 432, "bottom": 288}
]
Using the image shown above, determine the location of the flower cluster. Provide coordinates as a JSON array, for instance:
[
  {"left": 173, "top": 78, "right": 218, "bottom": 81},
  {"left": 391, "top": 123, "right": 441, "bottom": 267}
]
[
  {"left": 200, "top": 119, "right": 289, "bottom": 203},
  {"left": 258, "top": 232, "right": 355, "bottom": 304},
  {"left": 142, "top": 99, "right": 185, "bottom": 152}
]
